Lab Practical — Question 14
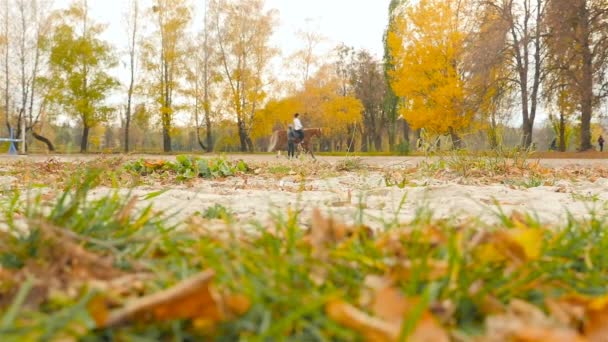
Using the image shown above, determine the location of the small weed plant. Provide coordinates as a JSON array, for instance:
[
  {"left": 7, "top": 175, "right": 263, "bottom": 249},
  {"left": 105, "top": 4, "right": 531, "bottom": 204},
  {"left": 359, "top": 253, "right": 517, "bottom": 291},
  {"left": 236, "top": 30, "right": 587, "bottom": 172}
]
[{"left": 124, "top": 155, "right": 249, "bottom": 181}]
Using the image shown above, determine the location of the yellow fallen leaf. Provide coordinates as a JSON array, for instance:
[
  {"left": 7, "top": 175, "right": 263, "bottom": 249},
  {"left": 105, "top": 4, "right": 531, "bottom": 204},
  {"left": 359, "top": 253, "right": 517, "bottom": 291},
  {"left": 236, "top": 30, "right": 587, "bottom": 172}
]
[
  {"left": 87, "top": 295, "right": 109, "bottom": 328},
  {"left": 506, "top": 227, "right": 543, "bottom": 260}
]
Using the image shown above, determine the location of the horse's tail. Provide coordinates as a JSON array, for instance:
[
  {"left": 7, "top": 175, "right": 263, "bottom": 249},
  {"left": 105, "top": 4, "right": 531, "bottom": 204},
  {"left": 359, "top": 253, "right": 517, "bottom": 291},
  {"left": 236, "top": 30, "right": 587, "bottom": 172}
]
[{"left": 268, "top": 131, "right": 278, "bottom": 152}]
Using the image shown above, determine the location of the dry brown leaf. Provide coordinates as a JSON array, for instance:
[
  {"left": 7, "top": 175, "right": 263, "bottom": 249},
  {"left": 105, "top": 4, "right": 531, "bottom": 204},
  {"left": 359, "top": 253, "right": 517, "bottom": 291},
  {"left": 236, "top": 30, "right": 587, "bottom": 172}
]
[
  {"left": 308, "top": 208, "right": 371, "bottom": 259},
  {"left": 512, "top": 328, "right": 586, "bottom": 342},
  {"left": 144, "top": 160, "right": 166, "bottom": 169},
  {"left": 327, "top": 286, "right": 449, "bottom": 342},
  {"left": 481, "top": 300, "right": 585, "bottom": 342},
  {"left": 326, "top": 299, "right": 398, "bottom": 342},
  {"left": 96, "top": 270, "right": 249, "bottom": 328}
]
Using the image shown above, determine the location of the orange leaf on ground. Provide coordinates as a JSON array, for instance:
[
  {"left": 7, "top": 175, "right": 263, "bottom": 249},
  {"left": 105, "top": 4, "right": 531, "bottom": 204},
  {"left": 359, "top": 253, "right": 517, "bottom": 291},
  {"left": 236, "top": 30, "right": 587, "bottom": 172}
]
[
  {"left": 87, "top": 295, "right": 109, "bottom": 328},
  {"left": 584, "top": 296, "right": 608, "bottom": 342},
  {"left": 144, "top": 160, "right": 166, "bottom": 169},
  {"left": 326, "top": 299, "right": 398, "bottom": 342},
  {"left": 327, "top": 286, "right": 449, "bottom": 342},
  {"left": 95, "top": 270, "right": 249, "bottom": 329}
]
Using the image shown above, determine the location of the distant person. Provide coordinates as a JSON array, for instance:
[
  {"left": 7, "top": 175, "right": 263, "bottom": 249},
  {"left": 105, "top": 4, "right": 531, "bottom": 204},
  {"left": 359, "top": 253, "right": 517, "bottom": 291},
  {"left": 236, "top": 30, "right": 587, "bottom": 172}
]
[
  {"left": 599, "top": 135, "right": 605, "bottom": 152},
  {"left": 293, "top": 113, "right": 304, "bottom": 142},
  {"left": 550, "top": 138, "right": 557, "bottom": 151},
  {"left": 287, "top": 125, "right": 296, "bottom": 159}
]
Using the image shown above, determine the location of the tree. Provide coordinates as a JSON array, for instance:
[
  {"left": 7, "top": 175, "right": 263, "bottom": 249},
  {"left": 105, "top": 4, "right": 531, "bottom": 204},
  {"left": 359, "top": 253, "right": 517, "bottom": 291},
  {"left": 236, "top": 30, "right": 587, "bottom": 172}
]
[
  {"left": 142, "top": 0, "right": 192, "bottom": 152},
  {"left": 383, "top": 0, "right": 405, "bottom": 151},
  {"left": 350, "top": 50, "right": 386, "bottom": 151},
  {"left": 210, "top": 0, "right": 277, "bottom": 152},
  {"left": 41, "top": 0, "right": 118, "bottom": 152},
  {"left": 388, "top": 0, "right": 472, "bottom": 148},
  {"left": 465, "top": 4, "right": 513, "bottom": 149},
  {"left": 123, "top": 0, "right": 139, "bottom": 152},
  {"left": 545, "top": 0, "right": 608, "bottom": 150},
  {"left": 1, "top": 0, "right": 10, "bottom": 135},
  {"left": 258, "top": 61, "right": 363, "bottom": 152},
  {"left": 480, "top": 0, "right": 547, "bottom": 148},
  {"left": 185, "top": 0, "right": 217, "bottom": 152},
  {"left": 289, "top": 20, "right": 325, "bottom": 89},
  {"left": 13, "top": 0, "right": 55, "bottom": 151}
]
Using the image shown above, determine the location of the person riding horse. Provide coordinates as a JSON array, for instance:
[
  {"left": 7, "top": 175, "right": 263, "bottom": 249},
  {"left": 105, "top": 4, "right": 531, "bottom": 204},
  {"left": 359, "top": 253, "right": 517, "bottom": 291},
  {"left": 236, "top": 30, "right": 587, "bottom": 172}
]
[{"left": 293, "top": 113, "right": 304, "bottom": 144}]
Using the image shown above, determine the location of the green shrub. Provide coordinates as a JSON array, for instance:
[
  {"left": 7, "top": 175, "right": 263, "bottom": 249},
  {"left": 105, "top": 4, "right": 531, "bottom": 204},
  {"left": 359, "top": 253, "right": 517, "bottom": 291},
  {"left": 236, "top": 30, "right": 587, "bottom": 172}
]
[{"left": 124, "top": 155, "right": 250, "bottom": 181}]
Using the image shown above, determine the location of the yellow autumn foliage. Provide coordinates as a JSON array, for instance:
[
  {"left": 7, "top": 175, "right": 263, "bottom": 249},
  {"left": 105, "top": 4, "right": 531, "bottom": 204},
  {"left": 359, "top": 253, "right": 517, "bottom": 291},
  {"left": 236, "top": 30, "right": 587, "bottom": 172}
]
[
  {"left": 255, "top": 63, "right": 363, "bottom": 138},
  {"left": 388, "top": 0, "right": 472, "bottom": 136}
]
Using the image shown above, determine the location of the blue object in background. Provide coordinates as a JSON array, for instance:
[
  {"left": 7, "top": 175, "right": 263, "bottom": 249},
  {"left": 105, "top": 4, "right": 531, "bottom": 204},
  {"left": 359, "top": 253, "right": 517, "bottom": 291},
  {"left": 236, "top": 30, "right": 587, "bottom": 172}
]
[{"left": 8, "top": 128, "right": 17, "bottom": 155}]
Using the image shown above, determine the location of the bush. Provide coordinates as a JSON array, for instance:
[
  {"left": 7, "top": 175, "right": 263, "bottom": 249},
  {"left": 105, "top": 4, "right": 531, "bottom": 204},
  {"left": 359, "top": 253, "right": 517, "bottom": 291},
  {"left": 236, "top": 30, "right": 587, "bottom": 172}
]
[
  {"left": 396, "top": 140, "right": 410, "bottom": 156},
  {"left": 124, "top": 155, "right": 250, "bottom": 181}
]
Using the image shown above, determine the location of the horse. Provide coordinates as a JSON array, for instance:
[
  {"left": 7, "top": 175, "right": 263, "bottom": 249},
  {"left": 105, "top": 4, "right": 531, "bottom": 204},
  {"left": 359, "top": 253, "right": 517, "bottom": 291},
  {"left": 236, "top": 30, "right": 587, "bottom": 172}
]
[{"left": 267, "top": 128, "right": 322, "bottom": 160}]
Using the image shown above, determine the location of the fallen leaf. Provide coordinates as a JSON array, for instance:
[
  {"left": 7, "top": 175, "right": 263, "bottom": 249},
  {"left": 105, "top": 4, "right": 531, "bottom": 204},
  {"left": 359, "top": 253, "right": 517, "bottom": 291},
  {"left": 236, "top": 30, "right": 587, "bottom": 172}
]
[
  {"left": 584, "top": 295, "right": 608, "bottom": 342},
  {"left": 97, "top": 270, "right": 249, "bottom": 328},
  {"left": 327, "top": 286, "right": 449, "bottom": 342},
  {"left": 87, "top": 295, "right": 109, "bottom": 328},
  {"left": 308, "top": 209, "right": 370, "bottom": 259},
  {"left": 326, "top": 299, "right": 398, "bottom": 342},
  {"left": 224, "top": 293, "right": 251, "bottom": 316},
  {"left": 482, "top": 300, "right": 585, "bottom": 342}
]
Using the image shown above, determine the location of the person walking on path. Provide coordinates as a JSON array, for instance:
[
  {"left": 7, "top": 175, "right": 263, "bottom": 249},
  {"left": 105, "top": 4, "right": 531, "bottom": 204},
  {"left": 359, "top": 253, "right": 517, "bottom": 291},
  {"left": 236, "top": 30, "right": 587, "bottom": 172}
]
[
  {"left": 293, "top": 113, "right": 304, "bottom": 143},
  {"left": 287, "top": 125, "right": 296, "bottom": 159},
  {"left": 599, "top": 135, "right": 605, "bottom": 152}
]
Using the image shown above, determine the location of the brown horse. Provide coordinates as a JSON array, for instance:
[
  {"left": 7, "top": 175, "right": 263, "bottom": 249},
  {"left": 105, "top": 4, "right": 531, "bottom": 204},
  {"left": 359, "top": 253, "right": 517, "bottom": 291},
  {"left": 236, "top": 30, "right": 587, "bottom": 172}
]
[{"left": 267, "top": 128, "right": 322, "bottom": 159}]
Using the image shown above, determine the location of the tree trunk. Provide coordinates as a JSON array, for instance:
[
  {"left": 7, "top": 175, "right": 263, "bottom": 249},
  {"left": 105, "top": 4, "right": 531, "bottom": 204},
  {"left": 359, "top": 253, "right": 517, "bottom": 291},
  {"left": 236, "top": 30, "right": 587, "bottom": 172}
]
[
  {"left": 206, "top": 124, "right": 213, "bottom": 152},
  {"left": 374, "top": 133, "right": 382, "bottom": 151},
  {"left": 237, "top": 119, "right": 249, "bottom": 152},
  {"left": 162, "top": 112, "right": 171, "bottom": 153},
  {"left": 196, "top": 132, "right": 207, "bottom": 151},
  {"left": 361, "top": 131, "right": 369, "bottom": 152},
  {"left": 124, "top": 113, "right": 130, "bottom": 153},
  {"left": 402, "top": 119, "right": 410, "bottom": 146},
  {"left": 449, "top": 127, "right": 462, "bottom": 149},
  {"left": 81, "top": 124, "right": 90, "bottom": 153},
  {"left": 32, "top": 130, "right": 55, "bottom": 151},
  {"left": 522, "top": 119, "right": 533, "bottom": 149},
  {"left": 559, "top": 113, "right": 566, "bottom": 152},
  {"left": 579, "top": 5, "right": 593, "bottom": 151}
]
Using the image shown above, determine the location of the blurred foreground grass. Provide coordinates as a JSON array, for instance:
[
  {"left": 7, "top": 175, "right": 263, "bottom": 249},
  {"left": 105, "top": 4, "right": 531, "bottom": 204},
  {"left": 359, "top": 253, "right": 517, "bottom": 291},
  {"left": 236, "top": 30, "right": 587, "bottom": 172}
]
[{"left": 0, "top": 166, "right": 607, "bottom": 342}]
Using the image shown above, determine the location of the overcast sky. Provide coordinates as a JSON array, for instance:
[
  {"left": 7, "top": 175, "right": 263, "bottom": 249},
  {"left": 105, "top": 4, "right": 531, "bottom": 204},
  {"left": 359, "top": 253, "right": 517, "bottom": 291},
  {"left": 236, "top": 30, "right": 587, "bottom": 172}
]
[{"left": 54, "top": 0, "right": 391, "bottom": 59}]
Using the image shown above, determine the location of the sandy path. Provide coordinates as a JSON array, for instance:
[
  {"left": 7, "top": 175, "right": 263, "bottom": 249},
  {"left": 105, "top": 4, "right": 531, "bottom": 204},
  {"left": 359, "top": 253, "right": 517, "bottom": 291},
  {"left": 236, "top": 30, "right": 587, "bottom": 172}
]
[
  {"left": 3, "top": 154, "right": 607, "bottom": 228},
  {"left": 86, "top": 169, "right": 608, "bottom": 229}
]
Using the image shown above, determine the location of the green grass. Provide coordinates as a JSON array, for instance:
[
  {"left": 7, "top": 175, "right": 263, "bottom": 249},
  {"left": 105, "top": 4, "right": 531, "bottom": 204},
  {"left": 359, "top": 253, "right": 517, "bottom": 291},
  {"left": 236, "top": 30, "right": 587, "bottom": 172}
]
[{"left": 0, "top": 165, "right": 607, "bottom": 340}]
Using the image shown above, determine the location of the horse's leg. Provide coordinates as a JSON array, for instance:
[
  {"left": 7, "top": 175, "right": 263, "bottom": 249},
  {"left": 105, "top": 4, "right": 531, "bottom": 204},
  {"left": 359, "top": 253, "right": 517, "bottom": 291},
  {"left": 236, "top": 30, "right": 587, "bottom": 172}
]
[{"left": 304, "top": 142, "right": 316, "bottom": 161}]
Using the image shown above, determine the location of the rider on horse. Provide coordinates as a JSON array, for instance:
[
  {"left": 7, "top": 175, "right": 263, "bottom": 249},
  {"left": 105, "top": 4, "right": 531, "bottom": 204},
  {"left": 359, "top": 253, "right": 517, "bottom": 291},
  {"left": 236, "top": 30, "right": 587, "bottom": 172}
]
[{"left": 294, "top": 113, "right": 304, "bottom": 143}]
